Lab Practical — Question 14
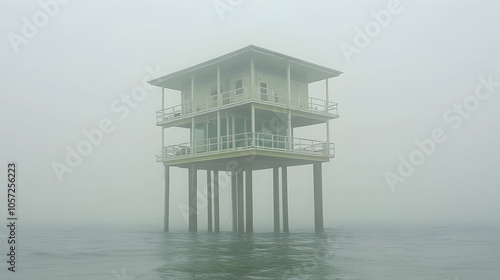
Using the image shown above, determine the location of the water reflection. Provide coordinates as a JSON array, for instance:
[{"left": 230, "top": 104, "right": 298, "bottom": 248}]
[{"left": 155, "top": 232, "right": 336, "bottom": 279}]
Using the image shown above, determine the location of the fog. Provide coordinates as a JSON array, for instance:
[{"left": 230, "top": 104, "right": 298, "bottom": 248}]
[{"left": 1, "top": 0, "right": 499, "bottom": 231}]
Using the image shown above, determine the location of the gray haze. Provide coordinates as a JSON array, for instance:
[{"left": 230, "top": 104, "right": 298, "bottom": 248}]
[{"left": 1, "top": 0, "right": 499, "bottom": 231}]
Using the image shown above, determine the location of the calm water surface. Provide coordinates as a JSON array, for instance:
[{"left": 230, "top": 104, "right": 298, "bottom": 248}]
[{"left": 2, "top": 225, "right": 499, "bottom": 280}]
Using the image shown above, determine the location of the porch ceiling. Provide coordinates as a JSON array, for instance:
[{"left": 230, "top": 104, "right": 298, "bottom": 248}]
[{"left": 163, "top": 150, "right": 331, "bottom": 171}]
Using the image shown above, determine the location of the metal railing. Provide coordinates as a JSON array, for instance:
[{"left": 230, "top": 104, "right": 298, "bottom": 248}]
[
  {"left": 156, "top": 85, "right": 338, "bottom": 125},
  {"left": 156, "top": 132, "right": 335, "bottom": 162}
]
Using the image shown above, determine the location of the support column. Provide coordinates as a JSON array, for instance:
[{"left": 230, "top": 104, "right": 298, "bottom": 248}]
[
  {"left": 161, "top": 87, "right": 165, "bottom": 111},
  {"left": 188, "top": 166, "right": 198, "bottom": 232},
  {"left": 161, "top": 88, "right": 165, "bottom": 159},
  {"left": 207, "top": 170, "right": 213, "bottom": 232},
  {"left": 325, "top": 122, "right": 330, "bottom": 156},
  {"left": 273, "top": 167, "right": 280, "bottom": 232},
  {"left": 288, "top": 110, "right": 292, "bottom": 138},
  {"left": 282, "top": 166, "right": 289, "bottom": 233},
  {"left": 231, "top": 171, "right": 237, "bottom": 232},
  {"left": 214, "top": 170, "right": 220, "bottom": 233},
  {"left": 163, "top": 166, "right": 169, "bottom": 232},
  {"left": 191, "top": 76, "right": 194, "bottom": 104},
  {"left": 191, "top": 118, "right": 195, "bottom": 155},
  {"left": 325, "top": 78, "right": 330, "bottom": 111},
  {"left": 191, "top": 77, "right": 195, "bottom": 155},
  {"left": 287, "top": 64, "right": 292, "bottom": 146},
  {"left": 217, "top": 66, "right": 221, "bottom": 107},
  {"left": 226, "top": 115, "right": 230, "bottom": 148},
  {"left": 286, "top": 65, "right": 292, "bottom": 147},
  {"left": 217, "top": 67, "right": 221, "bottom": 151},
  {"left": 325, "top": 79, "right": 330, "bottom": 153},
  {"left": 287, "top": 63, "right": 291, "bottom": 106},
  {"left": 326, "top": 120, "right": 330, "bottom": 145},
  {"left": 217, "top": 111, "right": 221, "bottom": 151},
  {"left": 251, "top": 104, "right": 255, "bottom": 146},
  {"left": 161, "top": 127, "right": 165, "bottom": 160},
  {"left": 237, "top": 168, "right": 245, "bottom": 233},
  {"left": 251, "top": 58, "right": 255, "bottom": 90},
  {"left": 313, "top": 163, "right": 324, "bottom": 233},
  {"left": 232, "top": 116, "right": 235, "bottom": 148},
  {"left": 245, "top": 161, "right": 253, "bottom": 233}
]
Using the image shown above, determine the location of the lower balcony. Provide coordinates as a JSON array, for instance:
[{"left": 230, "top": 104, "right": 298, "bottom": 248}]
[{"left": 157, "top": 132, "right": 334, "bottom": 163}]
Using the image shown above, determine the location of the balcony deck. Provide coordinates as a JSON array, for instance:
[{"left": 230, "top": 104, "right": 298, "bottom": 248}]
[
  {"left": 156, "top": 86, "right": 338, "bottom": 126},
  {"left": 157, "top": 132, "right": 334, "bottom": 168}
]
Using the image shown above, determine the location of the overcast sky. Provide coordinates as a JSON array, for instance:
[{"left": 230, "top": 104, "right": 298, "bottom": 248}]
[{"left": 1, "top": 0, "right": 499, "bottom": 231}]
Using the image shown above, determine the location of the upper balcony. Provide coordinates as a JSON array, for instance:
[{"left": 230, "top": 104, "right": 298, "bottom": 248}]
[{"left": 156, "top": 85, "right": 338, "bottom": 126}]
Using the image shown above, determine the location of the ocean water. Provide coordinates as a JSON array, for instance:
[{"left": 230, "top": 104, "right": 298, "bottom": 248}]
[{"left": 2, "top": 224, "right": 499, "bottom": 280}]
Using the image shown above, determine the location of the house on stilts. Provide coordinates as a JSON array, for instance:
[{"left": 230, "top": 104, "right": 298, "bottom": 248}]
[{"left": 149, "top": 45, "right": 342, "bottom": 233}]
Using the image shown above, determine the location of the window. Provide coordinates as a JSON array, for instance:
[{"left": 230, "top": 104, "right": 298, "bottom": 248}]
[
  {"left": 207, "top": 121, "right": 218, "bottom": 151},
  {"left": 235, "top": 79, "right": 243, "bottom": 95},
  {"left": 194, "top": 122, "right": 206, "bottom": 153},
  {"left": 234, "top": 117, "right": 245, "bottom": 147},
  {"left": 259, "top": 122, "right": 273, "bottom": 148},
  {"left": 220, "top": 118, "right": 228, "bottom": 149},
  {"left": 260, "top": 82, "right": 268, "bottom": 101}
]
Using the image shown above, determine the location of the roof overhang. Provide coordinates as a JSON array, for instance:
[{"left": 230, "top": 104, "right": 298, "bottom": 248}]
[{"left": 149, "top": 45, "right": 343, "bottom": 90}]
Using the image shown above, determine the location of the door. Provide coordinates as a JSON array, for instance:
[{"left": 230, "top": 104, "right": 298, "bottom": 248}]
[
  {"left": 259, "top": 81, "right": 268, "bottom": 101},
  {"left": 231, "top": 75, "right": 249, "bottom": 103}
]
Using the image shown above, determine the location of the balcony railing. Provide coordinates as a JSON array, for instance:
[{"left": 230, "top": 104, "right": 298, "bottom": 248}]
[
  {"left": 156, "top": 86, "right": 338, "bottom": 125},
  {"left": 156, "top": 132, "right": 335, "bottom": 162}
]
